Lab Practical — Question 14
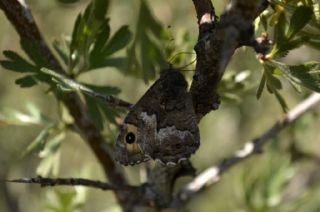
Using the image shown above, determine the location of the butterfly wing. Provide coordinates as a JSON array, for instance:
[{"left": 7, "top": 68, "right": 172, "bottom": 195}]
[{"left": 115, "top": 70, "right": 200, "bottom": 166}]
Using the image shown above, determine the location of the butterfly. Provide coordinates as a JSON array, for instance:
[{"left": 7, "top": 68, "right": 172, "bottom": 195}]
[{"left": 115, "top": 69, "right": 200, "bottom": 166}]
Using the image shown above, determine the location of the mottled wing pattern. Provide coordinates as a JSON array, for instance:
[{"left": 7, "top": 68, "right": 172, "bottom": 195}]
[{"left": 115, "top": 69, "right": 199, "bottom": 166}]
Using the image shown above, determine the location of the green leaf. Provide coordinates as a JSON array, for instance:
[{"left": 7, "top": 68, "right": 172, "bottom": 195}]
[
  {"left": 22, "top": 124, "right": 56, "bottom": 157},
  {"left": 266, "top": 71, "right": 282, "bottom": 90},
  {"left": 52, "top": 39, "right": 69, "bottom": 66},
  {"left": 90, "top": 19, "right": 110, "bottom": 58},
  {"left": 89, "top": 57, "right": 127, "bottom": 69},
  {"left": 83, "top": 84, "right": 122, "bottom": 128},
  {"left": 274, "top": 12, "right": 287, "bottom": 45},
  {"left": 102, "top": 25, "right": 132, "bottom": 56},
  {"left": 257, "top": 73, "right": 266, "bottom": 99},
  {"left": 0, "top": 50, "right": 38, "bottom": 73},
  {"left": 277, "top": 61, "right": 320, "bottom": 92},
  {"left": 125, "top": 0, "right": 167, "bottom": 82},
  {"left": 15, "top": 75, "right": 38, "bottom": 88},
  {"left": 85, "top": 95, "right": 104, "bottom": 130},
  {"left": 287, "top": 6, "right": 313, "bottom": 40},
  {"left": 70, "top": 13, "right": 83, "bottom": 54},
  {"left": 37, "top": 132, "right": 65, "bottom": 176},
  {"left": 273, "top": 89, "right": 288, "bottom": 112},
  {"left": 20, "top": 38, "right": 49, "bottom": 67},
  {"left": 83, "top": 84, "right": 121, "bottom": 95},
  {"left": 139, "top": 0, "right": 163, "bottom": 36},
  {"left": 276, "top": 36, "right": 309, "bottom": 56},
  {"left": 305, "top": 37, "right": 320, "bottom": 50},
  {"left": 92, "top": 0, "right": 110, "bottom": 21}
]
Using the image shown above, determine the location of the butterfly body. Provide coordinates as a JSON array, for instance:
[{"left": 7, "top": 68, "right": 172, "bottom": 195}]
[{"left": 115, "top": 69, "right": 199, "bottom": 166}]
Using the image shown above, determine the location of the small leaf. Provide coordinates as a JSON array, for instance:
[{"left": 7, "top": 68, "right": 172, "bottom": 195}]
[
  {"left": 70, "top": 13, "right": 83, "bottom": 54},
  {"left": 92, "top": 0, "right": 110, "bottom": 21},
  {"left": 125, "top": 0, "right": 167, "bottom": 82},
  {"left": 278, "top": 62, "right": 320, "bottom": 92},
  {"left": 305, "top": 37, "right": 320, "bottom": 50},
  {"left": 15, "top": 75, "right": 38, "bottom": 88},
  {"left": 287, "top": 6, "right": 313, "bottom": 40},
  {"left": 102, "top": 25, "right": 132, "bottom": 56},
  {"left": 266, "top": 72, "right": 282, "bottom": 90},
  {"left": 276, "top": 36, "right": 309, "bottom": 56},
  {"left": 37, "top": 133, "right": 65, "bottom": 176},
  {"left": 274, "top": 12, "right": 287, "bottom": 45},
  {"left": 22, "top": 124, "right": 56, "bottom": 156},
  {"left": 90, "top": 19, "right": 111, "bottom": 59},
  {"left": 52, "top": 39, "right": 69, "bottom": 66},
  {"left": 83, "top": 84, "right": 121, "bottom": 95},
  {"left": 20, "top": 38, "right": 49, "bottom": 67},
  {"left": 140, "top": 0, "right": 163, "bottom": 36},
  {"left": 1, "top": 50, "right": 38, "bottom": 73},
  {"left": 84, "top": 95, "right": 104, "bottom": 130},
  {"left": 256, "top": 73, "right": 266, "bottom": 99},
  {"left": 89, "top": 57, "right": 127, "bottom": 69},
  {"left": 97, "top": 100, "right": 124, "bottom": 125},
  {"left": 273, "top": 89, "right": 288, "bottom": 112}
]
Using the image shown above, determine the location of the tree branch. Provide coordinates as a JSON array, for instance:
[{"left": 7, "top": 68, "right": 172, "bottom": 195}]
[
  {"left": 40, "top": 68, "right": 132, "bottom": 110},
  {"left": 190, "top": 0, "right": 269, "bottom": 119},
  {"left": 7, "top": 176, "right": 138, "bottom": 191},
  {"left": 172, "top": 93, "right": 320, "bottom": 206},
  {"left": 0, "top": 0, "right": 129, "bottom": 206}
]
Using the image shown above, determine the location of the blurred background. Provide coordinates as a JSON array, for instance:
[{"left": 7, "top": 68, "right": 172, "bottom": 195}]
[{"left": 0, "top": 0, "right": 320, "bottom": 211}]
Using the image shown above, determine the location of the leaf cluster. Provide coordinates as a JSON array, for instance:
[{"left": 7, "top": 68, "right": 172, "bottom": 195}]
[{"left": 255, "top": 1, "right": 320, "bottom": 111}]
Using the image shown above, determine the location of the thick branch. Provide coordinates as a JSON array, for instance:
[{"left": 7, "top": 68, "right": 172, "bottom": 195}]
[
  {"left": 190, "top": 0, "right": 269, "bottom": 119},
  {"left": 7, "top": 176, "right": 137, "bottom": 191},
  {"left": 0, "top": 0, "right": 129, "bottom": 206},
  {"left": 173, "top": 93, "right": 320, "bottom": 206}
]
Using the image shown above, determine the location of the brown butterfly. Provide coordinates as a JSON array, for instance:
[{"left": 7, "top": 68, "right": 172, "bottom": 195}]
[{"left": 115, "top": 69, "right": 200, "bottom": 166}]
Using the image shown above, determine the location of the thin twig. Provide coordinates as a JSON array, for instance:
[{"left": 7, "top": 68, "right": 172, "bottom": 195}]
[
  {"left": 172, "top": 93, "right": 320, "bottom": 206},
  {"left": 41, "top": 68, "right": 132, "bottom": 110},
  {"left": 7, "top": 176, "right": 138, "bottom": 191}
]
